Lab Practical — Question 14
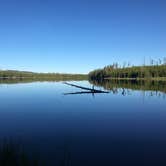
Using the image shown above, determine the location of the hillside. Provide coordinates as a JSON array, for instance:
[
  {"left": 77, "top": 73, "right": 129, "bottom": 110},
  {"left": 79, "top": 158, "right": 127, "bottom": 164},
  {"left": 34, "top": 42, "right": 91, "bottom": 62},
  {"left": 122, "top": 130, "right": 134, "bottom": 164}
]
[{"left": 0, "top": 70, "right": 88, "bottom": 81}]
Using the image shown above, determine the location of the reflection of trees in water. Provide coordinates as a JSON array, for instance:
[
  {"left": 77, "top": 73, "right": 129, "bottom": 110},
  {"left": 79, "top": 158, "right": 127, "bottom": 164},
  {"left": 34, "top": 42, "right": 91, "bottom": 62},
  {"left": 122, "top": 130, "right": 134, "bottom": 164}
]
[
  {"left": 89, "top": 79, "right": 166, "bottom": 98},
  {"left": 0, "top": 77, "right": 87, "bottom": 84}
]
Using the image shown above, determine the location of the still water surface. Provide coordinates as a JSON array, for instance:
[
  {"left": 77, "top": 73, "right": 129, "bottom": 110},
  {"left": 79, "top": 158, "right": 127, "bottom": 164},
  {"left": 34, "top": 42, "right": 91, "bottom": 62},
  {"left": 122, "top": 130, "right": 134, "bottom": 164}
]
[{"left": 0, "top": 81, "right": 165, "bottom": 166}]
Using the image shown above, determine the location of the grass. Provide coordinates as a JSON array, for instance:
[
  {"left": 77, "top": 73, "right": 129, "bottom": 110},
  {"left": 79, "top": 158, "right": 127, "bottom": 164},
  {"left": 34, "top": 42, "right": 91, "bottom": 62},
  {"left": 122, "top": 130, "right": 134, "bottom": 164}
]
[
  {"left": 0, "top": 141, "right": 45, "bottom": 166},
  {"left": 0, "top": 140, "right": 72, "bottom": 166}
]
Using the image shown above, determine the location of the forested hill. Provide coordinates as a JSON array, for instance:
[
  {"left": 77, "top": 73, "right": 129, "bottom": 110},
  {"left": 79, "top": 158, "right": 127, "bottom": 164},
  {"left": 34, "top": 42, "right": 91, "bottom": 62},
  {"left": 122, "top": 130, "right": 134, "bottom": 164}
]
[
  {"left": 89, "top": 64, "right": 166, "bottom": 81},
  {"left": 0, "top": 70, "right": 87, "bottom": 80}
]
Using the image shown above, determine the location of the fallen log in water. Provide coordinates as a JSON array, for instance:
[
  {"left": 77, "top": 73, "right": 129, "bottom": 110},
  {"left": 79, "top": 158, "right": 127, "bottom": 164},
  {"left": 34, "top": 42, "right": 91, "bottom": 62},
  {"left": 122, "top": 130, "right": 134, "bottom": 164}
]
[
  {"left": 63, "top": 82, "right": 109, "bottom": 93},
  {"left": 64, "top": 91, "right": 109, "bottom": 95}
]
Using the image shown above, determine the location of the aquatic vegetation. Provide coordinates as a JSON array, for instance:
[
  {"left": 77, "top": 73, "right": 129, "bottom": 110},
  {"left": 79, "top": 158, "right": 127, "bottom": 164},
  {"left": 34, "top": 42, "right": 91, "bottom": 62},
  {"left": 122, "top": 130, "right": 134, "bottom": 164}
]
[
  {"left": 0, "top": 140, "right": 73, "bottom": 166},
  {"left": 0, "top": 140, "right": 45, "bottom": 166}
]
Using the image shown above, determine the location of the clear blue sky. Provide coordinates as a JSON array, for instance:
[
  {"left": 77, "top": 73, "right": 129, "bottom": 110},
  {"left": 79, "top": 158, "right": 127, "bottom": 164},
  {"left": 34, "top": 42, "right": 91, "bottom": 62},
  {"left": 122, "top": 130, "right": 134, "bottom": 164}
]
[{"left": 0, "top": 0, "right": 165, "bottom": 74}]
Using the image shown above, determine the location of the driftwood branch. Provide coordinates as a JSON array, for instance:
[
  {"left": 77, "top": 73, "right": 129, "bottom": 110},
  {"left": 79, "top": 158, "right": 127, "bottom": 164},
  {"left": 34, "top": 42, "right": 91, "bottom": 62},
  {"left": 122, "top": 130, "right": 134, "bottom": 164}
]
[
  {"left": 64, "top": 91, "right": 109, "bottom": 95},
  {"left": 63, "top": 82, "right": 109, "bottom": 94}
]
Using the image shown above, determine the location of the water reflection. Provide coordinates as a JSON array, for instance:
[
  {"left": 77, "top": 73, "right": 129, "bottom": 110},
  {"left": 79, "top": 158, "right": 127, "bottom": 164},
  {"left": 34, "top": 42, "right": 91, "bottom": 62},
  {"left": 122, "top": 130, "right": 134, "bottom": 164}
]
[
  {"left": 90, "top": 79, "right": 166, "bottom": 98},
  {"left": 1, "top": 78, "right": 166, "bottom": 98},
  {"left": 0, "top": 77, "right": 86, "bottom": 84},
  {"left": 0, "top": 80, "right": 165, "bottom": 166}
]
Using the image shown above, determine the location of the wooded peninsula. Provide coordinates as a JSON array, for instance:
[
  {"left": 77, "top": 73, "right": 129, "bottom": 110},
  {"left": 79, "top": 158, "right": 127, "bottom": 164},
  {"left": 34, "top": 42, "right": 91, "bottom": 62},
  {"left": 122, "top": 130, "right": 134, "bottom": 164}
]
[{"left": 89, "top": 61, "right": 166, "bottom": 81}]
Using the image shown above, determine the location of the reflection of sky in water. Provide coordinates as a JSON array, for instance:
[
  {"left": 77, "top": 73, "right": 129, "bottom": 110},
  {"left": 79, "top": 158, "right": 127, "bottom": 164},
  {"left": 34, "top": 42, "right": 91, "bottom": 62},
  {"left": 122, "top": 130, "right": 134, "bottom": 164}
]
[{"left": 0, "top": 81, "right": 165, "bottom": 166}]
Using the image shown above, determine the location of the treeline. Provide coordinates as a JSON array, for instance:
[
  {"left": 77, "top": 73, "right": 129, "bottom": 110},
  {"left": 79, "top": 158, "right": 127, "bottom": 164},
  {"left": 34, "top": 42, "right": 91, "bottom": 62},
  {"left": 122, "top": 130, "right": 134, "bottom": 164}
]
[
  {"left": 89, "top": 59, "right": 166, "bottom": 80},
  {"left": 0, "top": 70, "right": 87, "bottom": 81}
]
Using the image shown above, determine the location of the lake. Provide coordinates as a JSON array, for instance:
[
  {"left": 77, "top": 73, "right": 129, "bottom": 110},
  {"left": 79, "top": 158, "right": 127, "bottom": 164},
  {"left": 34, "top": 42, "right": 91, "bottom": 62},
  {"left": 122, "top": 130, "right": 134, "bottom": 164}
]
[{"left": 0, "top": 80, "right": 165, "bottom": 166}]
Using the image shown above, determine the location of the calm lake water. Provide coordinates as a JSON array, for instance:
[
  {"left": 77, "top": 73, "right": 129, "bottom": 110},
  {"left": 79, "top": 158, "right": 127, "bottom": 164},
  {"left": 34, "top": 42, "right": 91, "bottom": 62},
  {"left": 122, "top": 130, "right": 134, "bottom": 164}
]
[{"left": 0, "top": 80, "right": 165, "bottom": 166}]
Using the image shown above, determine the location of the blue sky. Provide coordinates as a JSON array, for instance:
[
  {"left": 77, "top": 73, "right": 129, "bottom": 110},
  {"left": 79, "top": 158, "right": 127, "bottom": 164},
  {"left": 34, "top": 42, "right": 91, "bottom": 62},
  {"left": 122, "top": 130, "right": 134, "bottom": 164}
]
[{"left": 0, "top": 0, "right": 165, "bottom": 74}]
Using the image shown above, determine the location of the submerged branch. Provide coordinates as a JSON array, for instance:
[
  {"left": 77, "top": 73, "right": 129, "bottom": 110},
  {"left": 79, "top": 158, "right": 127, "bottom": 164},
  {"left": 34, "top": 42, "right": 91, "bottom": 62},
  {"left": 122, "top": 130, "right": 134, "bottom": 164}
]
[
  {"left": 64, "top": 91, "right": 109, "bottom": 95},
  {"left": 63, "top": 82, "right": 109, "bottom": 93}
]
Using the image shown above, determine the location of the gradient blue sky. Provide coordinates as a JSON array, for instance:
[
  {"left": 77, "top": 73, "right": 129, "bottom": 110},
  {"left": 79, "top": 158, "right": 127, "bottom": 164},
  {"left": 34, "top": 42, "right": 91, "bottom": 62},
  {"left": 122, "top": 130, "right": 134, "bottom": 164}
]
[{"left": 0, "top": 0, "right": 165, "bottom": 73}]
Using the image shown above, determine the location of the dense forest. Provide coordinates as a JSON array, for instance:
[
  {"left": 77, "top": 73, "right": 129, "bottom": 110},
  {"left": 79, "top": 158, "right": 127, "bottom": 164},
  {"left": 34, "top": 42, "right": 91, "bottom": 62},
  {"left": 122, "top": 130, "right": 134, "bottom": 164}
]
[
  {"left": 89, "top": 59, "right": 166, "bottom": 81},
  {"left": 0, "top": 70, "right": 87, "bottom": 81}
]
